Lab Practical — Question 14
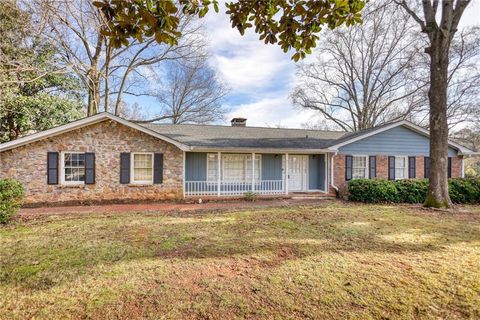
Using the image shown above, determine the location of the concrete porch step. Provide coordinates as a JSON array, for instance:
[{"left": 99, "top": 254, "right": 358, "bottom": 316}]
[{"left": 289, "top": 192, "right": 336, "bottom": 200}]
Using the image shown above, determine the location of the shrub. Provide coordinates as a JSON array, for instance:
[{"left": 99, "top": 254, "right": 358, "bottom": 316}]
[
  {"left": 0, "top": 179, "right": 25, "bottom": 223},
  {"left": 348, "top": 178, "right": 480, "bottom": 204},
  {"left": 348, "top": 179, "right": 399, "bottom": 203},
  {"left": 244, "top": 191, "right": 258, "bottom": 202},
  {"left": 395, "top": 179, "right": 429, "bottom": 203},
  {"left": 449, "top": 178, "right": 480, "bottom": 204}
]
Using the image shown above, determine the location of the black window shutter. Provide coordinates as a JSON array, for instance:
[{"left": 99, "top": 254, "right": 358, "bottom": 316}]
[
  {"left": 388, "top": 156, "right": 395, "bottom": 180},
  {"left": 424, "top": 157, "right": 430, "bottom": 179},
  {"left": 84, "top": 153, "right": 95, "bottom": 184},
  {"left": 153, "top": 153, "right": 164, "bottom": 184},
  {"left": 448, "top": 157, "right": 452, "bottom": 178},
  {"left": 369, "top": 156, "right": 376, "bottom": 179},
  {"left": 47, "top": 152, "right": 59, "bottom": 185},
  {"left": 408, "top": 156, "right": 416, "bottom": 178},
  {"left": 120, "top": 153, "right": 130, "bottom": 184},
  {"left": 345, "top": 155, "right": 353, "bottom": 181}
]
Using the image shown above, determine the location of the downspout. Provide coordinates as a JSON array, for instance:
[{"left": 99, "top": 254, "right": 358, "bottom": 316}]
[{"left": 330, "top": 151, "right": 340, "bottom": 197}]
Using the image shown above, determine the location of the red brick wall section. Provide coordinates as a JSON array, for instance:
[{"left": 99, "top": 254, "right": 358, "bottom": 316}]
[
  {"left": 376, "top": 156, "right": 389, "bottom": 179},
  {"left": 331, "top": 154, "right": 463, "bottom": 196},
  {"left": 331, "top": 154, "right": 346, "bottom": 194},
  {"left": 416, "top": 156, "right": 425, "bottom": 178},
  {"left": 451, "top": 156, "right": 462, "bottom": 178}
]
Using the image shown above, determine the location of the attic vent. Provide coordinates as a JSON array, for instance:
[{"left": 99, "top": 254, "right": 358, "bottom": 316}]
[{"left": 231, "top": 118, "right": 247, "bottom": 127}]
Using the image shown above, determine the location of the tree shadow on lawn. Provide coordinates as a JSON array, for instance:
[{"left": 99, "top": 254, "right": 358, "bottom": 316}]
[{"left": 1, "top": 205, "right": 479, "bottom": 290}]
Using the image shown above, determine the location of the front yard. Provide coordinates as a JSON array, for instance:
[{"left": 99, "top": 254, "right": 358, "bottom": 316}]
[{"left": 1, "top": 202, "right": 479, "bottom": 319}]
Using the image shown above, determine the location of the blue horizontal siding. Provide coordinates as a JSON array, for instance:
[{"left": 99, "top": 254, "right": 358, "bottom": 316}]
[
  {"left": 338, "top": 126, "right": 458, "bottom": 156},
  {"left": 186, "top": 152, "right": 285, "bottom": 182},
  {"left": 308, "top": 154, "right": 325, "bottom": 190},
  {"left": 185, "top": 152, "right": 207, "bottom": 181},
  {"left": 262, "top": 154, "right": 283, "bottom": 180}
]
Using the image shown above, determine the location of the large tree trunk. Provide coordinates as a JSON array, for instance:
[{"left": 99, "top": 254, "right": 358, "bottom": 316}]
[{"left": 424, "top": 39, "right": 453, "bottom": 208}]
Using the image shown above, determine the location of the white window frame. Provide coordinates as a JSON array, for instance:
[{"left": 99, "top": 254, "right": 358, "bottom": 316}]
[
  {"left": 394, "top": 156, "right": 408, "bottom": 180},
  {"left": 206, "top": 153, "right": 218, "bottom": 183},
  {"left": 220, "top": 154, "right": 261, "bottom": 183},
  {"left": 60, "top": 151, "right": 85, "bottom": 186},
  {"left": 130, "top": 152, "right": 154, "bottom": 184},
  {"left": 352, "top": 155, "right": 369, "bottom": 180}
]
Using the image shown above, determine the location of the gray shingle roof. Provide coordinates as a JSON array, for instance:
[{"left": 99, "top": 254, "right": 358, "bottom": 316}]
[{"left": 140, "top": 123, "right": 348, "bottom": 150}]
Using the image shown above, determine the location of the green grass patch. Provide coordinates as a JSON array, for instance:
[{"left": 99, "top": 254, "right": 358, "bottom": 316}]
[{"left": 0, "top": 203, "right": 479, "bottom": 319}]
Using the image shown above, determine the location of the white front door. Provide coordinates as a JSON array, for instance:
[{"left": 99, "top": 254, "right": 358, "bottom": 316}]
[{"left": 288, "top": 155, "right": 308, "bottom": 192}]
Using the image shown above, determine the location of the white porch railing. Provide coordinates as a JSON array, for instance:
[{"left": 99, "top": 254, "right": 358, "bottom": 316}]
[{"left": 185, "top": 180, "right": 284, "bottom": 197}]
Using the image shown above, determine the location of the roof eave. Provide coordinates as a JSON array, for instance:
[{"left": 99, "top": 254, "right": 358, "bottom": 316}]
[
  {"left": 327, "top": 120, "right": 476, "bottom": 155},
  {"left": 0, "top": 113, "right": 190, "bottom": 153},
  {"left": 189, "top": 146, "right": 331, "bottom": 153}
]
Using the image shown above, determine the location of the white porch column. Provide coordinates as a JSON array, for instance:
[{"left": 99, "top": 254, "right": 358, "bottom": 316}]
[
  {"left": 252, "top": 153, "right": 255, "bottom": 192},
  {"left": 217, "top": 152, "right": 221, "bottom": 196},
  {"left": 182, "top": 151, "right": 186, "bottom": 198},
  {"left": 285, "top": 153, "right": 289, "bottom": 195}
]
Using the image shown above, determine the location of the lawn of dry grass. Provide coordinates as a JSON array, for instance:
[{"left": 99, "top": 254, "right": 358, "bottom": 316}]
[{"left": 1, "top": 202, "right": 479, "bottom": 319}]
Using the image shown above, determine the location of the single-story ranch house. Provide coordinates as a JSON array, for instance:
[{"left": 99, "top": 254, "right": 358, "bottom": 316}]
[{"left": 0, "top": 113, "right": 474, "bottom": 205}]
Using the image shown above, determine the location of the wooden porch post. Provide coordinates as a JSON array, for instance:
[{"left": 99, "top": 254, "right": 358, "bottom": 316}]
[
  {"left": 217, "top": 152, "right": 221, "bottom": 196},
  {"left": 285, "top": 153, "right": 289, "bottom": 195}
]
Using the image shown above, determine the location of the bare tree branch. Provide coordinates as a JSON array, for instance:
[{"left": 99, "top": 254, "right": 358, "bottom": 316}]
[{"left": 292, "top": 0, "right": 425, "bottom": 131}]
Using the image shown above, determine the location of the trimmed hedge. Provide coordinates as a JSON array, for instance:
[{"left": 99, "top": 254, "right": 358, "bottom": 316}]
[
  {"left": 0, "top": 179, "right": 25, "bottom": 224},
  {"left": 348, "top": 178, "right": 480, "bottom": 204}
]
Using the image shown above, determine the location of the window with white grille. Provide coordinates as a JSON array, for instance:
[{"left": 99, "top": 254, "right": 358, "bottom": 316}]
[
  {"left": 62, "top": 152, "right": 85, "bottom": 184},
  {"left": 207, "top": 153, "right": 218, "bottom": 181},
  {"left": 395, "top": 156, "right": 408, "bottom": 180},
  {"left": 132, "top": 153, "right": 153, "bottom": 183},
  {"left": 221, "top": 154, "right": 261, "bottom": 182},
  {"left": 352, "top": 156, "right": 368, "bottom": 179}
]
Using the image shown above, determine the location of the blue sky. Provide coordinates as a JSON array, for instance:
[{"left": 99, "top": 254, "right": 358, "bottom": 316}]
[{"left": 131, "top": 1, "right": 480, "bottom": 128}]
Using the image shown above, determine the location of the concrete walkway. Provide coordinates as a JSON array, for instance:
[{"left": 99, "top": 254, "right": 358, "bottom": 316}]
[{"left": 18, "top": 198, "right": 336, "bottom": 220}]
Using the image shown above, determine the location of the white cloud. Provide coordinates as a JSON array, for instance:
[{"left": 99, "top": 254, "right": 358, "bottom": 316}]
[
  {"left": 203, "top": 2, "right": 480, "bottom": 129},
  {"left": 203, "top": 5, "right": 302, "bottom": 127},
  {"left": 225, "top": 95, "right": 321, "bottom": 128},
  {"left": 204, "top": 9, "right": 295, "bottom": 93}
]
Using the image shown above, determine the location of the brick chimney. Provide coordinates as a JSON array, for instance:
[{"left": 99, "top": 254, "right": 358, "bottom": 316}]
[{"left": 231, "top": 118, "right": 247, "bottom": 127}]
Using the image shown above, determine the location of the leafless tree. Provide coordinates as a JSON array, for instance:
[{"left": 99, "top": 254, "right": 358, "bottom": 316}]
[
  {"left": 395, "top": 0, "right": 472, "bottom": 208},
  {"left": 139, "top": 56, "right": 229, "bottom": 124},
  {"left": 291, "top": 0, "right": 426, "bottom": 132},
  {"left": 452, "top": 125, "right": 480, "bottom": 177},
  {"left": 30, "top": 0, "right": 208, "bottom": 116},
  {"left": 415, "top": 26, "right": 480, "bottom": 129},
  {"left": 0, "top": 0, "right": 67, "bottom": 88}
]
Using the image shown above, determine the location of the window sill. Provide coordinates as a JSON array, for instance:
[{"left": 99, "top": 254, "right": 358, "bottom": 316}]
[
  {"left": 126, "top": 183, "right": 155, "bottom": 187},
  {"left": 59, "top": 184, "right": 86, "bottom": 188}
]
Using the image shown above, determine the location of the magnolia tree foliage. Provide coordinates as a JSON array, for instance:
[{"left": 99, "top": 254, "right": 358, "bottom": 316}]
[
  {"left": 93, "top": 0, "right": 367, "bottom": 61},
  {"left": 0, "top": 1, "right": 83, "bottom": 143}
]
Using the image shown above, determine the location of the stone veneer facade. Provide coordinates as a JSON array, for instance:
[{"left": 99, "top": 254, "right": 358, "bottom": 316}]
[
  {"left": 331, "top": 154, "right": 463, "bottom": 195},
  {"left": 0, "top": 120, "right": 184, "bottom": 205}
]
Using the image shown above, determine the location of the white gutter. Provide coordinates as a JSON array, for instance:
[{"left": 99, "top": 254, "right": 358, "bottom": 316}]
[
  {"left": 330, "top": 151, "right": 339, "bottom": 195},
  {"left": 190, "top": 147, "right": 331, "bottom": 154}
]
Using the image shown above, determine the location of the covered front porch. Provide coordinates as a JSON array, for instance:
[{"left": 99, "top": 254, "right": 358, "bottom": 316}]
[{"left": 184, "top": 152, "right": 328, "bottom": 197}]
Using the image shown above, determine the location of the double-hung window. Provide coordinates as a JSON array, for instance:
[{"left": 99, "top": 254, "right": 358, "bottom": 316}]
[
  {"left": 131, "top": 153, "right": 153, "bottom": 184},
  {"left": 222, "top": 154, "right": 247, "bottom": 182},
  {"left": 394, "top": 156, "right": 408, "bottom": 180},
  {"left": 221, "top": 154, "right": 261, "bottom": 182},
  {"left": 352, "top": 156, "right": 368, "bottom": 179},
  {"left": 62, "top": 152, "right": 85, "bottom": 184},
  {"left": 207, "top": 153, "right": 218, "bottom": 182}
]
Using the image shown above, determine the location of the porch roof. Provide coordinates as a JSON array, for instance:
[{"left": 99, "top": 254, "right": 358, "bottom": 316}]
[{"left": 140, "top": 123, "right": 347, "bottom": 150}]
